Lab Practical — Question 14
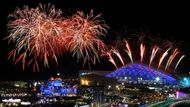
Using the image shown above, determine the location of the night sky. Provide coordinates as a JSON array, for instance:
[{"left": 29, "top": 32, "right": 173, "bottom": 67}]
[{"left": 0, "top": 0, "right": 190, "bottom": 80}]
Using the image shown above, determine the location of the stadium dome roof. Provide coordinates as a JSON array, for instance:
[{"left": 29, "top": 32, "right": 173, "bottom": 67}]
[{"left": 106, "top": 64, "right": 177, "bottom": 85}]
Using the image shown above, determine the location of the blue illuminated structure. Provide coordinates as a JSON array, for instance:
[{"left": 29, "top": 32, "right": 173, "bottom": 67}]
[
  {"left": 106, "top": 64, "right": 177, "bottom": 85},
  {"left": 40, "top": 79, "right": 77, "bottom": 97},
  {"left": 179, "top": 77, "right": 190, "bottom": 88}
]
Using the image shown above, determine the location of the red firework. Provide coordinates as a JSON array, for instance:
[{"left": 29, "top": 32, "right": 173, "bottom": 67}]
[{"left": 5, "top": 4, "right": 108, "bottom": 71}]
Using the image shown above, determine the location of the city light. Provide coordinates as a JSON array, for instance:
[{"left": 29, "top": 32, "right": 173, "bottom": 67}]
[
  {"left": 81, "top": 80, "right": 89, "bottom": 86},
  {"left": 156, "top": 77, "right": 160, "bottom": 82},
  {"left": 116, "top": 85, "right": 119, "bottom": 89},
  {"left": 85, "top": 80, "right": 89, "bottom": 86},
  {"left": 81, "top": 80, "right": 85, "bottom": 85},
  {"left": 108, "top": 85, "right": 111, "bottom": 89},
  {"left": 176, "top": 91, "right": 179, "bottom": 99}
]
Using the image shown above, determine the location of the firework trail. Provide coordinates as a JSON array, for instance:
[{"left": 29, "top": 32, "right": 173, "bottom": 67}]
[
  {"left": 105, "top": 48, "right": 124, "bottom": 68},
  {"left": 175, "top": 55, "right": 185, "bottom": 70},
  {"left": 165, "top": 48, "right": 179, "bottom": 70},
  {"left": 158, "top": 48, "right": 171, "bottom": 69},
  {"left": 125, "top": 40, "right": 133, "bottom": 63},
  {"left": 106, "top": 51, "right": 118, "bottom": 68},
  {"left": 140, "top": 43, "right": 145, "bottom": 62},
  {"left": 111, "top": 49, "right": 125, "bottom": 66},
  {"left": 149, "top": 46, "right": 159, "bottom": 66},
  {"left": 106, "top": 36, "right": 184, "bottom": 72}
]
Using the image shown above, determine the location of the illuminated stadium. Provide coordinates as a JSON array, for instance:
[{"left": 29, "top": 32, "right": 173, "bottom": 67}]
[
  {"left": 104, "top": 37, "right": 185, "bottom": 86},
  {"left": 106, "top": 64, "right": 177, "bottom": 85}
]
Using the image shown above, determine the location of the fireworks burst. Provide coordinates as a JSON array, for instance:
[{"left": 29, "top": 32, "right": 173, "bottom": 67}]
[
  {"left": 64, "top": 10, "right": 108, "bottom": 65},
  {"left": 5, "top": 4, "right": 108, "bottom": 71},
  {"left": 106, "top": 36, "right": 185, "bottom": 72},
  {"left": 6, "top": 4, "right": 63, "bottom": 71}
]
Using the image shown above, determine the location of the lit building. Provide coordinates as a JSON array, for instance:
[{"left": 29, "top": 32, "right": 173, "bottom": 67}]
[
  {"left": 78, "top": 74, "right": 117, "bottom": 106},
  {"left": 40, "top": 75, "right": 77, "bottom": 97}
]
